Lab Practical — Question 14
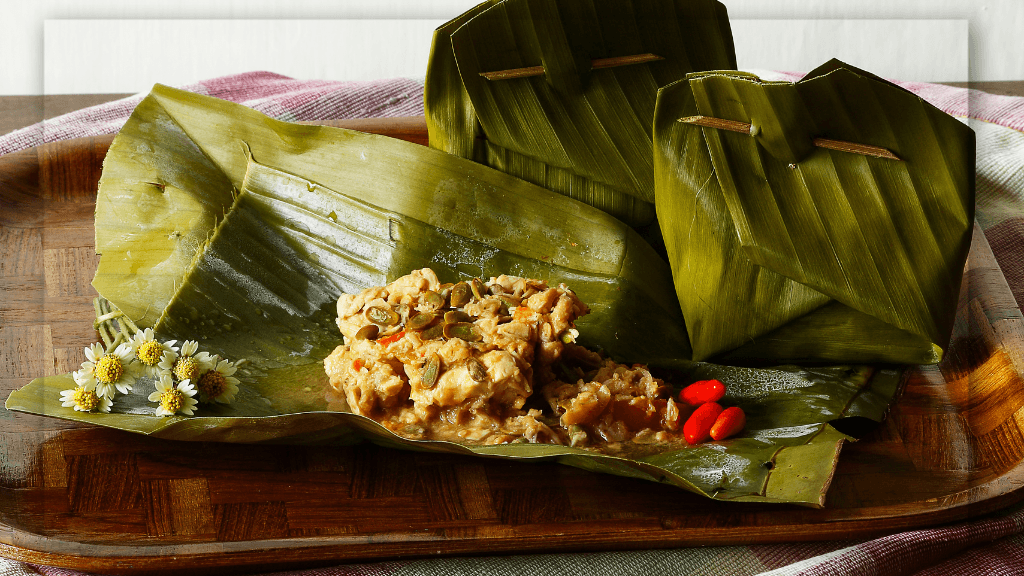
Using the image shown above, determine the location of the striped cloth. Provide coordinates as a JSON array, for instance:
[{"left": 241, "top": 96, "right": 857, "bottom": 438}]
[
  {"left": 0, "top": 71, "right": 424, "bottom": 156},
  {"left": 3, "top": 71, "right": 1024, "bottom": 576}
]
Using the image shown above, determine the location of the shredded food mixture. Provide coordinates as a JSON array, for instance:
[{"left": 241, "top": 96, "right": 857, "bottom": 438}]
[{"left": 324, "top": 269, "right": 692, "bottom": 450}]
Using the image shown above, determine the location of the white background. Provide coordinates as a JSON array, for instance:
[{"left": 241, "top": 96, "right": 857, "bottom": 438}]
[{"left": 1, "top": 0, "right": 1020, "bottom": 95}]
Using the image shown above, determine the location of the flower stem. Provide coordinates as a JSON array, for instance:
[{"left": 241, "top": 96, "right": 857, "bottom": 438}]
[
  {"left": 93, "top": 297, "right": 139, "bottom": 353},
  {"left": 93, "top": 298, "right": 116, "bottom": 349}
]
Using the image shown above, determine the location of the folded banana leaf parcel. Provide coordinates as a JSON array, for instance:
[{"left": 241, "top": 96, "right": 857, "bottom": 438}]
[
  {"left": 653, "top": 60, "right": 975, "bottom": 365},
  {"left": 424, "top": 0, "right": 737, "bottom": 230},
  {"left": 6, "top": 84, "right": 904, "bottom": 508}
]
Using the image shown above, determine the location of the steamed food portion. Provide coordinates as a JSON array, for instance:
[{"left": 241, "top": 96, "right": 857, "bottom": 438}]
[
  {"left": 542, "top": 354, "right": 690, "bottom": 447},
  {"left": 324, "top": 269, "right": 694, "bottom": 449},
  {"left": 325, "top": 268, "right": 590, "bottom": 444}
]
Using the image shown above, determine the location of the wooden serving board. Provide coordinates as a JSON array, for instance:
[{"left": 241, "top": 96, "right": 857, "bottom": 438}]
[{"left": 3, "top": 117, "right": 1024, "bottom": 575}]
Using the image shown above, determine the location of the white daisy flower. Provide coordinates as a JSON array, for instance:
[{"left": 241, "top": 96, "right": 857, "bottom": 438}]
[
  {"left": 196, "top": 357, "right": 240, "bottom": 404},
  {"left": 148, "top": 374, "right": 199, "bottom": 416},
  {"left": 160, "top": 339, "right": 213, "bottom": 382},
  {"left": 76, "top": 341, "right": 139, "bottom": 398},
  {"left": 129, "top": 328, "right": 178, "bottom": 377},
  {"left": 59, "top": 383, "right": 113, "bottom": 413}
]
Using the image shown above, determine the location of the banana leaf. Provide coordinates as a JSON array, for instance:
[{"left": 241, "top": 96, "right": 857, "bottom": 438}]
[
  {"left": 424, "top": 0, "right": 736, "bottom": 228},
  {"left": 7, "top": 85, "right": 903, "bottom": 506},
  {"left": 92, "top": 84, "right": 690, "bottom": 366},
  {"left": 653, "top": 60, "right": 975, "bottom": 364}
]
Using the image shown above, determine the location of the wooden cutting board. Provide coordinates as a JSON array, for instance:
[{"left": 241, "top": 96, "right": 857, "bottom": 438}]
[{"left": 2, "top": 117, "right": 1024, "bottom": 575}]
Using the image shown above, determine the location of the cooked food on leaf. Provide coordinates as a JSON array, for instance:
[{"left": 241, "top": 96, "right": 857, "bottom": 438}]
[{"left": 325, "top": 269, "right": 741, "bottom": 451}]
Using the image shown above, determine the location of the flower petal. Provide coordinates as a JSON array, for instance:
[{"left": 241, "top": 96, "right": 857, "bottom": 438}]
[
  {"left": 158, "top": 350, "right": 178, "bottom": 371},
  {"left": 113, "top": 342, "right": 134, "bottom": 360},
  {"left": 219, "top": 362, "right": 238, "bottom": 377},
  {"left": 95, "top": 381, "right": 116, "bottom": 399},
  {"left": 85, "top": 343, "right": 103, "bottom": 362},
  {"left": 154, "top": 376, "right": 173, "bottom": 392}
]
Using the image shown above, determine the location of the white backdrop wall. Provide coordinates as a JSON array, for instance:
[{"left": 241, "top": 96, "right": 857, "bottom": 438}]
[{"left": 0, "top": 0, "right": 1017, "bottom": 95}]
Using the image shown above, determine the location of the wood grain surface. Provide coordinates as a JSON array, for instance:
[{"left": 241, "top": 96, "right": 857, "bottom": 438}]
[
  {"left": 2, "top": 116, "right": 1024, "bottom": 575},
  {"left": 0, "top": 93, "right": 135, "bottom": 136}
]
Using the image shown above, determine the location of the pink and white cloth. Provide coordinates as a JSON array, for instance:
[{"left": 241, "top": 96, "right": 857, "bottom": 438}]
[
  {"left": 3, "top": 70, "right": 1024, "bottom": 576},
  {"left": 0, "top": 71, "right": 424, "bottom": 157}
]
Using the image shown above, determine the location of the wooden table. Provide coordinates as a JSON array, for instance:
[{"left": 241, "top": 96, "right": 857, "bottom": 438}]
[{"left": 3, "top": 82, "right": 1024, "bottom": 575}]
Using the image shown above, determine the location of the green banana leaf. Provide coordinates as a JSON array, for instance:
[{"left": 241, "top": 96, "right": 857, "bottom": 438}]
[
  {"left": 6, "top": 85, "right": 903, "bottom": 506},
  {"left": 653, "top": 60, "right": 975, "bottom": 364},
  {"left": 92, "top": 84, "right": 690, "bottom": 366},
  {"left": 425, "top": 0, "right": 736, "bottom": 228},
  {"left": 9, "top": 361, "right": 901, "bottom": 507}
]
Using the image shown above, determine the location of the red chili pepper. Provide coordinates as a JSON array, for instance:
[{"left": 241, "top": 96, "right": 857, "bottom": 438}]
[
  {"left": 679, "top": 379, "right": 726, "bottom": 405},
  {"left": 710, "top": 406, "right": 746, "bottom": 441},
  {"left": 683, "top": 402, "right": 723, "bottom": 444},
  {"left": 377, "top": 330, "right": 405, "bottom": 346}
]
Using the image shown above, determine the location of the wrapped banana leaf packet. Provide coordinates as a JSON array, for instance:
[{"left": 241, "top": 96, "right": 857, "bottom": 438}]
[
  {"left": 5, "top": 81, "right": 909, "bottom": 508},
  {"left": 424, "top": 0, "right": 736, "bottom": 231},
  {"left": 653, "top": 60, "right": 974, "bottom": 365}
]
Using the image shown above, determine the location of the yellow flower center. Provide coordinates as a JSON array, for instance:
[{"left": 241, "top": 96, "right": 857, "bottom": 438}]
[
  {"left": 72, "top": 387, "right": 99, "bottom": 411},
  {"left": 173, "top": 357, "right": 199, "bottom": 381},
  {"left": 137, "top": 341, "right": 163, "bottom": 366},
  {"left": 160, "top": 389, "right": 184, "bottom": 413},
  {"left": 198, "top": 370, "right": 226, "bottom": 399},
  {"left": 94, "top": 354, "right": 124, "bottom": 384}
]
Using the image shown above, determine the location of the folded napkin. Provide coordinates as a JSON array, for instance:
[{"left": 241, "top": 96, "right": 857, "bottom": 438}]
[{"left": 3, "top": 71, "right": 1024, "bottom": 576}]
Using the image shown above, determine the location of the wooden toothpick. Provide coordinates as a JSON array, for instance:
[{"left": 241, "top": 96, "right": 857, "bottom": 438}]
[
  {"left": 480, "top": 53, "right": 664, "bottom": 81},
  {"left": 678, "top": 115, "right": 755, "bottom": 136},
  {"left": 678, "top": 115, "right": 901, "bottom": 161},
  {"left": 810, "top": 137, "right": 901, "bottom": 160}
]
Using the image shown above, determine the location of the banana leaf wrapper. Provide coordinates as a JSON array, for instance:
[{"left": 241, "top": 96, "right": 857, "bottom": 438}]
[
  {"left": 424, "top": 0, "right": 736, "bottom": 228},
  {"left": 90, "top": 84, "right": 690, "bottom": 366},
  {"left": 7, "top": 85, "right": 903, "bottom": 506},
  {"left": 653, "top": 60, "right": 975, "bottom": 364}
]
